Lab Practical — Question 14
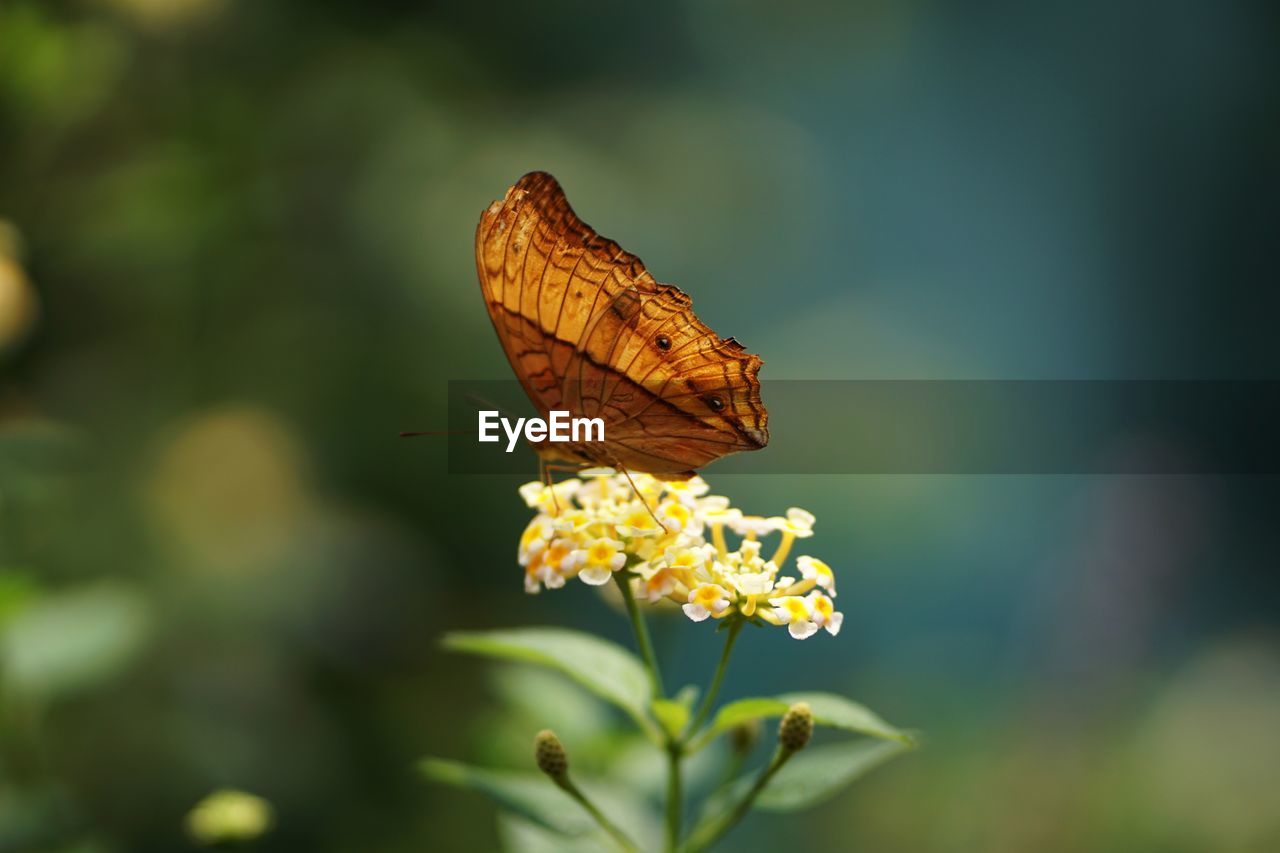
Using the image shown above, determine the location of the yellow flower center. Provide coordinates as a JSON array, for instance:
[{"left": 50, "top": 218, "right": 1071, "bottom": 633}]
[
  {"left": 812, "top": 594, "right": 833, "bottom": 618},
  {"left": 694, "top": 586, "right": 722, "bottom": 606},
  {"left": 625, "top": 510, "right": 656, "bottom": 531},
  {"left": 647, "top": 569, "right": 673, "bottom": 593},
  {"left": 781, "top": 598, "right": 808, "bottom": 620},
  {"left": 663, "top": 504, "right": 691, "bottom": 525},
  {"left": 672, "top": 551, "right": 698, "bottom": 569},
  {"left": 587, "top": 541, "right": 616, "bottom": 565},
  {"left": 544, "top": 542, "right": 571, "bottom": 568}
]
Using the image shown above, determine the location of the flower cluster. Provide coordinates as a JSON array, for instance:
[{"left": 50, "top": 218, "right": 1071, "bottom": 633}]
[{"left": 517, "top": 469, "right": 842, "bottom": 639}]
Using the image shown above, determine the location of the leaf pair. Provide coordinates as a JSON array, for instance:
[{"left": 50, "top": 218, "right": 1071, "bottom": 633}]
[{"left": 431, "top": 626, "right": 918, "bottom": 850}]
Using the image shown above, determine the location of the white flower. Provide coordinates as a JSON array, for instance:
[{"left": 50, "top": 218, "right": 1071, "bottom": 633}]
[
  {"left": 661, "top": 476, "right": 711, "bottom": 506},
  {"left": 614, "top": 503, "right": 666, "bottom": 538},
  {"left": 796, "top": 556, "right": 837, "bottom": 595},
  {"left": 662, "top": 543, "right": 714, "bottom": 573},
  {"left": 807, "top": 591, "right": 843, "bottom": 636},
  {"left": 518, "top": 481, "right": 545, "bottom": 508},
  {"left": 776, "top": 507, "right": 816, "bottom": 537},
  {"left": 518, "top": 479, "right": 581, "bottom": 511},
  {"left": 770, "top": 595, "right": 819, "bottom": 640},
  {"left": 638, "top": 566, "right": 679, "bottom": 602},
  {"left": 728, "top": 571, "right": 774, "bottom": 598},
  {"left": 550, "top": 509, "right": 594, "bottom": 534},
  {"left": 699, "top": 498, "right": 741, "bottom": 527},
  {"left": 738, "top": 539, "right": 765, "bottom": 568},
  {"left": 523, "top": 538, "right": 584, "bottom": 594},
  {"left": 574, "top": 537, "right": 627, "bottom": 585},
  {"left": 683, "top": 583, "right": 731, "bottom": 622},
  {"left": 518, "top": 516, "right": 554, "bottom": 566},
  {"left": 656, "top": 500, "right": 701, "bottom": 535},
  {"left": 730, "top": 515, "right": 777, "bottom": 538}
]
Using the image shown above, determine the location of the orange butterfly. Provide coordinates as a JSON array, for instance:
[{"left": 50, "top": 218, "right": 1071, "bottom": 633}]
[{"left": 475, "top": 172, "right": 768, "bottom": 481}]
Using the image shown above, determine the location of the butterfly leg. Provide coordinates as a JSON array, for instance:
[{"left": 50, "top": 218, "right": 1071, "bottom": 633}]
[
  {"left": 616, "top": 462, "right": 666, "bottom": 530},
  {"left": 541, "top": 459, "right": 588, "bottom": 516}
]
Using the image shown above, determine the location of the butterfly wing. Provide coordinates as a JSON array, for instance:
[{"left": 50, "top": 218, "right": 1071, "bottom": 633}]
[{"left": 475, "top": 172, "right": 767, "bottom": 475}]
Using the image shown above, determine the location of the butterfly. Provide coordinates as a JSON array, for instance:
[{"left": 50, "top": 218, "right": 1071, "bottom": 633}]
[{"left": 475, "top": 172, "right": 768, "bottom": 482}]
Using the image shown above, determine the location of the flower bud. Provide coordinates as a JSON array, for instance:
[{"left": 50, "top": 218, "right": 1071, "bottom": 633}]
[
  {"left": 534, "top": 729, "right": 569, "bottom": 779},
  {"left": 729, "top": 718, "right": 762, "bottom": 755},
  {"left": 778, "top": 702, "right": 813, "bottom": 752}
]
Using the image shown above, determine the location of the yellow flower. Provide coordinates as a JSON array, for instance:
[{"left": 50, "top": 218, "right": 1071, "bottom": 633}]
[
  {"left": 656, "top": 500, "right": 699, "bottom": 534},
  {"left": 525, "top": 538, "right": 583, "bottom": 593},
  {"left": 518, "top": 516, "right": 553, "bottom": 566},
  {"left": 807, "top": 591, "right": 843, "bottom": 636},
  {"left": 616, "top": 504, "right": 665, "bottom": 538},
  {"left": 575, "top": 537, "right": 626, "bottom": 586},
  {"left": 769, "top": 595, "right": 818, "bottom": 640},
  {"left": 512, "top": 473, "right": 844, "bottom": 639},
  {"left": 796, "top": 556, "right": 836, "bottom": 595},
  {"left": 683, "top": 583, "right": 731, "bottom": 621},
  {"left": 640, "top": 566, "right": 679, "bottom": 602}
]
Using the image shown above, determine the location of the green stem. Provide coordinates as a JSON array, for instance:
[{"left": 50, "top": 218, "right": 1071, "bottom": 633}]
[
  {"left": 683, "top": 745, "right": 795, "bottom": 852},
  {"left": 665, "top": 742, "right": 682, "bottom": 852},
  {"left": 556, "top": 776, "right": 641, "bottom": 853},
  {"left": 614, "top": 572, "right": 664, "bottom": 697},
  {"left": 684, "top": 618, "right": 743, "bottom": 739}
]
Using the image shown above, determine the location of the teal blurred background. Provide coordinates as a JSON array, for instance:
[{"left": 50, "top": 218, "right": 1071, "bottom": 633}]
[{"left": 2, "top": 0, "right": 1278, "bottom": 850}]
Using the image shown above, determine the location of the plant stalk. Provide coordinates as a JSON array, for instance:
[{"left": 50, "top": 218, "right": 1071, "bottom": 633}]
[
  {"left": 683, "top": 745, "right": 795, "bottom": 852},
  {"left": 556, "top": 777, "right": 641, "bottom": 853},
  {"left": 614, "top": 572, "right": 664, "bottom": 697},
  {"left": 684, "top": 618, "right": 743, "bottom": 739},
  {"left": 665, "top": 742, "right": 682, "bottom": 852}
]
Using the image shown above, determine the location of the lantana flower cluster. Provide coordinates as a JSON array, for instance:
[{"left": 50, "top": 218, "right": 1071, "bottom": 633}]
[{"left": 517, "top": 469, "right": 842, "bottom": 640}]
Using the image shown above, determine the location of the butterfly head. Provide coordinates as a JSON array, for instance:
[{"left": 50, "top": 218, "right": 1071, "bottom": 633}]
[{"left": 684, "top": 344, "right": 769, "bottom": 451}]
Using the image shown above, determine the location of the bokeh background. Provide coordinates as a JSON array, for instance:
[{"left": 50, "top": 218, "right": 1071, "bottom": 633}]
[{"left": 2, "top": 0, "right": 1278, "bottom": 850}]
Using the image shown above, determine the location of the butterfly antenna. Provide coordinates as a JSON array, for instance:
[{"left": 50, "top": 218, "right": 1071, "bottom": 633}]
[
  {"left": 402, "top": 389, "right": 513, "bottom": 438},
  {"left": 398, "top": 429, "right": 472, "bottom": 437},
  {"left": 465, "top": 391, "right": 520, "bottom": 422}
]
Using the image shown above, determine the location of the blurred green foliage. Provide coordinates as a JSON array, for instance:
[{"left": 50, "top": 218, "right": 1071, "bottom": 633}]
[{"left": 2, "top": 0, "right": 1278, "bottom": 851}]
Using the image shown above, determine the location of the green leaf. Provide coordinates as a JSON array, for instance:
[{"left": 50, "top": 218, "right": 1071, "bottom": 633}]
[
  {"left": 443, "top": 628, "right": 654, "bottom": 735},
  {"left": 696, "top": 691, "right": 915, "bottom": 749},
  {"left": 1, "top": 583, "right": 150, "bottom": 700},
  {"left": 489, "top": 665, "right": 613, "bottom": 741},
  {"left": 649, "top": 699, "right": 689, "bottom": 740},
  {"left": 497, "top": 812, "right": 606, "bottom": 853},
  {"left": 755, "top": 739, "right": 911, "bottom": 811},
  {"left": 703, "top": 698, "right": 784, "bottom": 736},
  {"left": 420, "top": 759, "right": 592, "bottom": 836},
  {"left": 690, "top": 739, "right": 911, "bottom": 841},
  {"left": 422, "top": 759, "right": 658, "bottom": 849},
  {"left": 777, "top": 692, "right": 916, "bottom": 745}
]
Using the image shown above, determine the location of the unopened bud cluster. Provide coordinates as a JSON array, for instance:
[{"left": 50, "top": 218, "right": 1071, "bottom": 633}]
[
  {"left": 534, "top": 729, "right": 569, "bottom": 779},
  {"left": 778, "top": 702, "right": 814, "bottom": 752}
]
